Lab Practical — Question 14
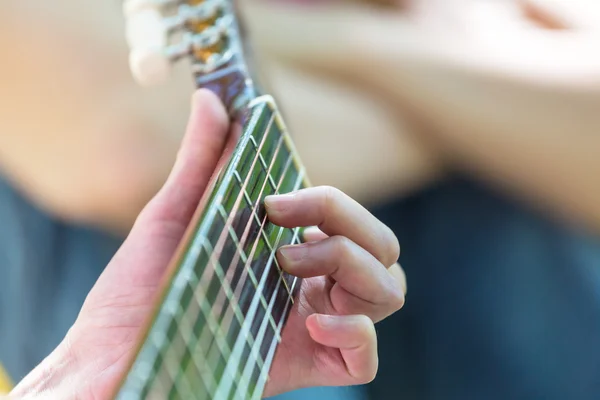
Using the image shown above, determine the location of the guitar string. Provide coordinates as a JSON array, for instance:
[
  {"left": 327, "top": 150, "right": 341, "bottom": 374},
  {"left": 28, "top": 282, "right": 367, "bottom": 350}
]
[
  {"left": 145, "top": 111, "right": 277, "bottom": 397},
  {"left": 214, "top": 168, "right": 305, "bottom": 399},
  {"left": 212, "top": 146, "right": 299, "bottom": 398},
  {"left": 195, "top": 119, "right": 304, "bottom": 397},
  {"left": 197, "top": 129, "right": 286, "bottom": 347},
  {"left": 172, "top": 113, "right": 277, "bottom": 396},
  {"left": 205, "top": 134, "right": 287, "bottom": 360},
  {"left": 199, "top": 124, "right": 300, "bottom": 397},
  {"left": 180, "top": 111, "right": 279, "bottom": 362},
  {"left": 226, "top": 132, "right": 303, "bottom": 397},
  {"left": 234, "top": 215, "right": 303, "bottom": 398},
  {"left": 174, "top": 132, "right": 290, "bottom": 397},
  {"left": 139, "top": 124, "right": 302, "bottom": 399},
  {"left": 252, "top": 266, "right": 301, "bottom": 400},
  {"left": 162, "top": 112, "right": 299, "bottom": 397},
  {"left": 118, "top": 0, "right": 299, "bottom": 397}
]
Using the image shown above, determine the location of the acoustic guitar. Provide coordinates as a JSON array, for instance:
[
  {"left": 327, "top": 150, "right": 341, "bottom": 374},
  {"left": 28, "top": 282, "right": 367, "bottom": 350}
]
[{"left": 116, "top": 0, "right": 309, "bottom": 398}]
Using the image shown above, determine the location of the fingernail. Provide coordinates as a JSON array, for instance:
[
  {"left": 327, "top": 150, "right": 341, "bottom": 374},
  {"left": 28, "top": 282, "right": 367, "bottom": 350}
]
[
  {"left": 278, "top": 244, "right": 308, "bottom": 262},
  {"left": 316, "top": 314, "right": 338, "bottom": 329},
  {"left": 264, "top": 193, "right": 296, "bottom": 213}
]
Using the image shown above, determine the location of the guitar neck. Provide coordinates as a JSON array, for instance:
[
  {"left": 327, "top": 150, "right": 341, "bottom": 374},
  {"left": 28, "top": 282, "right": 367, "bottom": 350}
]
[{"left": 117, "top": 1, "right": 309, "bottom": 399}]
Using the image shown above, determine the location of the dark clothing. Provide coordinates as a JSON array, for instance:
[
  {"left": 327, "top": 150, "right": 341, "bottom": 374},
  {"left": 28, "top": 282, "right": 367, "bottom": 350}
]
[{"left": 1, "top": 174, "right": 599, "bottom": 399}]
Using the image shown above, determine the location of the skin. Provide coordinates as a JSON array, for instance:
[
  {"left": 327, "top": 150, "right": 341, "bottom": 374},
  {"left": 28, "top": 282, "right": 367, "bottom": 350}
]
[
  {"left": 6, "top": 90, "right": 406, "bottom": 399},
  {"left": 0, "top": 0, "right": 443, "bottom": 234},
  {"left": 241, "top": 0, "right": 600, "bottom": 232},
  {"left": 3, "top": 0, "right": 600, "bottom": 233}
]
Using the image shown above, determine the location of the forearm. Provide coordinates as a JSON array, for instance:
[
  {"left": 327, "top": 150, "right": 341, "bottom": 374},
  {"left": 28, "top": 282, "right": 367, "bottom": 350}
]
[
  {"left": 258, "top": 58, "right": 445, "bottom": 206},
  {"left": 382, "top": 58, "right": 600, "bottom": 230}
]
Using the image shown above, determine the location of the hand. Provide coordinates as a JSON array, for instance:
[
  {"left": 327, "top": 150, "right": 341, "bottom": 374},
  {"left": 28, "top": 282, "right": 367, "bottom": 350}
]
[
  {"left": 264, "top": 187, "right": 406, "bottom": 396},
  {"left": 9, "top": 90, "right": 405, "bottom": 399},
  {"left": 241, "top": 0, "right": 600, "bottom": 231},
  {"left": 0, "top": 0, "right": 193, "bottom": 233}
]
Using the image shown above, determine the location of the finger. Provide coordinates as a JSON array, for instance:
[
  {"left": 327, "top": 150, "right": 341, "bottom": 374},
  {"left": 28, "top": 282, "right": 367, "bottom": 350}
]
[
  {"left": 141, "top": 89, "right": 230, "bottom": 229},
  {"left": 302, "top": 226, "right": 328, "bottom": 242},
  {"left": 306, "top": 314, "right": 378, "bottom": 385},
  {"left": 99, "top": 90, "right": 230, "bottom": 289},
  {"left": 390, "top": 262, "right": 408, "bottom": 295},
  {"left": 265, "top": 186, "right": 400, "bottom": 267},
  {"left": 277, "top": 236, "right": 404, "bottom": 320},
  {"left": 522, "top": 0, "right": 600, "bottom": 30}
]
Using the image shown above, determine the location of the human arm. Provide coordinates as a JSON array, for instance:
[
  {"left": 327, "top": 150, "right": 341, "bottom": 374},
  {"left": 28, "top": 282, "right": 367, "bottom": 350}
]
[
  {"left": 0, "top": 0, "right": 194, "bottom": 234},
  {"left": 241, "top": 0, "right": 600, "bottom": 231},
  {"left": 7, "top": 90, "right": 405, "bottom": 399}
]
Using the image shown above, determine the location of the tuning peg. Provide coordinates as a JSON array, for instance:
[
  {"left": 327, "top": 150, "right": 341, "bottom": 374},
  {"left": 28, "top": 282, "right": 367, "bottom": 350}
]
[
  {"left": 123, "top": 0, "right": 172, "bottom": 17},
  {"left": 129, "top": 47, "right": 172, "bottom": 86},
  {"left": 125, "top": 9, "right": 168, "bottom": 50}
]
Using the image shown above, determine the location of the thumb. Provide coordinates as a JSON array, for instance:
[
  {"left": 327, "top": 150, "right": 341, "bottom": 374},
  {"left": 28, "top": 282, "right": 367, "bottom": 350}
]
[{"left": 86, "top": 89, "right": 231, "bottom": 303}]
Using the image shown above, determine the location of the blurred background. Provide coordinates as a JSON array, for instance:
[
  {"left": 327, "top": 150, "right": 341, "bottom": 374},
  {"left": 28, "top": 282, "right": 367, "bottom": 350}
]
[{"left": 1, "top": 0, "right": 600, "bottom": 399}]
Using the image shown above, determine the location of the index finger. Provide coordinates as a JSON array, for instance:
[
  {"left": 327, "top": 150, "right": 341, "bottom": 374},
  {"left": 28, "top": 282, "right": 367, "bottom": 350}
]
[{"left": 265, "top": 186, "right": 400, "bottom": 267}]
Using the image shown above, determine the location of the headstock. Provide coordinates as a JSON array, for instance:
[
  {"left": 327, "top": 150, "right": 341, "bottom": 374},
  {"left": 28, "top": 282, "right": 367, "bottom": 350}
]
[{"left": 124, "top": 0, "right": 235, "bottom": 87}]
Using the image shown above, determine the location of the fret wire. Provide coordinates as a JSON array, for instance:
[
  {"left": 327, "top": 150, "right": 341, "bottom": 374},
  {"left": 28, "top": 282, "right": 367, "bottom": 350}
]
[
  {"left": 195, "top": 225, "right": 265, "bottom": 368},
  {"left": 148, "top": 308, "right": 218, "bottom": 399},
  {"left": 234, "top": 242, "right": 290, "bottom": 398},
  {"left": 218, "top": 205, "right": 259, "bottom": 288},
  {"left": 167, "top": 109, "right": 284, "bottom": 399},
  {"left": 174, "top": 299, "right": 216, "bottom": 398},
  {"left": 121, "top": 104, "right": 306, "bottom": 399},
  {"left": 162, "top": 324, "right": 193, "bottom": 399},
  {"left": 211, "top": 147, "right": 295, "bottom": 398},
  {"left": 212, "top": 222, "right": 288, "bottom": 399},
  {"left": 200, "top": 109, "right": 274, "bottom": 291},
  {"left": 166, "top": 111, "right": 274, "bottom": 399},
  {"left": 252, "top": 274, "right": 301, "bottom": 400},
  {"left": 252, "top": 134, "right": 279, "bottom": 191},
  {"left": 167, "top": 289, "right": 220, "bottom": 397},
  {"left": 165, "top": 249, "right": 236, "bottom": 398},
  {"left": 223, "top": 144, "right": 293, "bottom": 333},
  {"left": 209, "top": 133, "right": 287, "bottom": 332},
  {"left": 222, "top": 134, "right": 287, "bottom": 311},
  {"left": 248, "top": 134, "right": 277, "bottom": 188},
  {"left": 234, "top": 171, "right": 305, "bottom": 398},
  {"left": 213, "top": 134, "right": 284, "bottom": 310},
  {"left": 175, "top": 110, "right": 275, "bottom": 358},
  {"left": 202, "top": 108, "right": 275, "bottom": 285},
  {"left": 184, "top": 123, "right": 286, "bottom": 392},
  {"left": 145, "top": 95, "right": 276, "bottom": 400},
  {"left": 221, "top": 213, "right": 249, "bottom": 264}
]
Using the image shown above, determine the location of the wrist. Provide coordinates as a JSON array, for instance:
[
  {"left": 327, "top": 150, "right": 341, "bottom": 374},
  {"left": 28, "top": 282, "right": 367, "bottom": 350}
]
[{"left": 9, "top": 336, "right": 80, "bottom": 399}]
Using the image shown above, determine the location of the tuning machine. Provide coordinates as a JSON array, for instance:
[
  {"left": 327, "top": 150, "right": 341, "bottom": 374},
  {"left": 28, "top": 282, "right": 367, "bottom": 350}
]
[{"left": 123, "top": 0, "right": 231, "bottom": 87}]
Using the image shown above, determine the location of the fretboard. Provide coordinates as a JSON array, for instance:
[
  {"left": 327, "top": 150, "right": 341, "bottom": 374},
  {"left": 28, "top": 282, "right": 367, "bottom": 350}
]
[
  {"left": 119, "top": 1, "right": 310, "bottom": 398},
  {"left": 116, "top": 97, "right": 308, "bottom": 400}
]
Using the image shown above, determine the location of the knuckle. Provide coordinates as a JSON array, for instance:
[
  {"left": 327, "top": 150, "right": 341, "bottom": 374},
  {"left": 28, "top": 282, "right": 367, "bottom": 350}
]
[
  {"left": 349, "top": 317, "right": 378, "bottom": 384},
  {"left": 386, "top": 282, "right": 406, "bottom": 311},
  {"left": 319, "top": 185, "right": 343, "bottom": 215},
  {"left": 359, "top": 322, "right": 379, "bottom": 384},
  {"left": 330, "top": 235, "right": 354, "bottom": 258},
  {"left": 361, "top": 363, "right": 379, "bottom": 385},
  {"left": 381, "top": 227, "right": 401, "bottom": 266}
]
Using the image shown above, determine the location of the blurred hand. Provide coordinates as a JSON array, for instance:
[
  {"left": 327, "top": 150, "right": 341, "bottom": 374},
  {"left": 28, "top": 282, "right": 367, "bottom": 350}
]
[
  {"left": 0, "top": 0, "right": 194, "bottom": 233},
  {"left": 9, "top": 90, "right": 405, "bottom": 399},
  {"left": 241, "top": 0, "right": 600, "bottom": 230}
]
